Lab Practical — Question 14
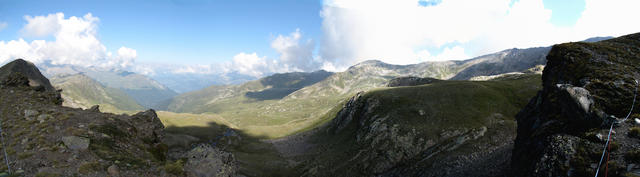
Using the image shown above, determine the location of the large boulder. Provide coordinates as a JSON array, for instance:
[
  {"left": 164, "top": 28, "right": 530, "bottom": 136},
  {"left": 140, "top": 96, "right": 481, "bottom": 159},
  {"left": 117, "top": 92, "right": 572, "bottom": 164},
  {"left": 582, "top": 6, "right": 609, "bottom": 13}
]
[
  {"left": 131, "top": 109, "right": 165, "bottom": 142},
  {"left": 62, "top": 136, "right": 90, "bottom": 150}
]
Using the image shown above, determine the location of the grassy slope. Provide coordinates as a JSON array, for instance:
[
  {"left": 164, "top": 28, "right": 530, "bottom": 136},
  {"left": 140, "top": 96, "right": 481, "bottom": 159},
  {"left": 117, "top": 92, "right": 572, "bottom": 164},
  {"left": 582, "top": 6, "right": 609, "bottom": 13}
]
[
  {"left": 158, "top": 74, "right": 542, "bottom": 176},
  {"left": 294, "top": 74, "right": 542, "bottom": 175},
  {"left": 51, "top": 74, "right": 144, "bottom": 114},
  {"left": 165, "top": 71, "right": 343, "bottom": 138},
  {"left": 166, "top": 61, "right": 467, "bottom": 138}
]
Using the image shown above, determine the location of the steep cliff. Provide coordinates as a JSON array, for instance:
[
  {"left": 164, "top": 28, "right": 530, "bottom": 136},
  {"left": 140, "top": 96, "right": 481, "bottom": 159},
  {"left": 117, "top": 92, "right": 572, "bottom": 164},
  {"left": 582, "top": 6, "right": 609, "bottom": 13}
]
[{"left": 512, "top": 33, "right": 640, "bottom": 176}]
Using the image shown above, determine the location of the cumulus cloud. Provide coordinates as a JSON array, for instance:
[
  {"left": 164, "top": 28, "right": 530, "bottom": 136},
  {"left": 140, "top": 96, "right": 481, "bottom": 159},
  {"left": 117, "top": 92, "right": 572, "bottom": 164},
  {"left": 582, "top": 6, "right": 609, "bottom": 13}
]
[
  {"left": 271, "top": 29, "right": 319, "bottom": 71},
  {"left": 177, "top": 29, "right": 321, "bottom": 78},
  {"left": 319, "top": 0, "right": 640, "bottom": 70},
  {"left": 150, "top": 52, "right": 276, "bottom": 78},
  {"left": 0, "top": 12, "right": 136, "bottom": 69},
  {"left": 229, "top": 52, "right": 272, "bottom": 78}
]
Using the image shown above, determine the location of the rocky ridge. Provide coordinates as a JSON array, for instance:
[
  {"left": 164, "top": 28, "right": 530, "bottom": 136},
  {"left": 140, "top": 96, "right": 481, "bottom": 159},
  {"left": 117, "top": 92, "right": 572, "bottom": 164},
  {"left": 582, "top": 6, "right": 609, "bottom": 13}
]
[
  {"left": 288, "top": 74, "right": 542, "bottom": 176},
  {"left": 512, "top": 32, "right": 640, "bottom": 176},
  {"left": 0, "top": 59, "right": 237, "bottom": 176}
]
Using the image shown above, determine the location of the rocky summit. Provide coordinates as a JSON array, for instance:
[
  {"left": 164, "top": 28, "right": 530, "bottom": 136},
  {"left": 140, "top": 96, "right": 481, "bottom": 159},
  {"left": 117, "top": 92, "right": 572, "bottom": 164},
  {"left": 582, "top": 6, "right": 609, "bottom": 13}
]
[
  {"left": 0, "top": 59, "right": 237, "bottom": 176},
  {"left": 0, "top": 59, "right": 55, "bottom": 92},
  {"left": 512, "top": 32, "right": 640, "bottom": 176}
]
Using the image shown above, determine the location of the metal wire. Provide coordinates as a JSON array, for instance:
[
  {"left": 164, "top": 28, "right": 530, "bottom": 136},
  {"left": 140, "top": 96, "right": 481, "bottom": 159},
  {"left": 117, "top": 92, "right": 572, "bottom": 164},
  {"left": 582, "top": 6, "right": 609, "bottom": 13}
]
[{"left": 595, "top": 80, "right": 638, "bottom": 177}]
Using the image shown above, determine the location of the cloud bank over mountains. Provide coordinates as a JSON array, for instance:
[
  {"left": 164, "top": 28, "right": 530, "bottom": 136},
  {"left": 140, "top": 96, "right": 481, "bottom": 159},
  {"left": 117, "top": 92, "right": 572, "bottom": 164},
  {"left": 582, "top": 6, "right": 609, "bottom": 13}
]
[
  {"left": 2, "top": 0, "right": 640, "bottom": 79},
  {"left": 319, "top": 0, "right": 640, "bottom": 70}
]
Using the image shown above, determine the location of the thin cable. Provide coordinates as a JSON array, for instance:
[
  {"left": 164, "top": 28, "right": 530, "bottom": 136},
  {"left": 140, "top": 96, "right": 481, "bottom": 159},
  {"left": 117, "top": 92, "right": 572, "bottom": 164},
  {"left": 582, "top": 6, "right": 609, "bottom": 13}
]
[
  {"left": 623, "top": 80, "right": 639, "bottom": 122},
  {"left": 605, "top": 140, "right": 611, "bottom": 177},
  {"left": 595, "top": 79, "right": 638, "bottom": 177},
  {"left": 595, "top": 124, "right": 614, "bottom": 177}
]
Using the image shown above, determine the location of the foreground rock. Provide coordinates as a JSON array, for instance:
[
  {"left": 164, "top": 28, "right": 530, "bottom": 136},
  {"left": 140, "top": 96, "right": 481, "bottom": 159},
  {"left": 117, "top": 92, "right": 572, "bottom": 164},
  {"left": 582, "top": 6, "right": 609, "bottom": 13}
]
[
  {"left": 512, "top": 32, "right": 640, "bottom": 176},
  {"left": 0, "top": 59, "right": 237, "bottom": 176},
  {"left": 182, "top": 144, "right": 238, "bottom": 177}
]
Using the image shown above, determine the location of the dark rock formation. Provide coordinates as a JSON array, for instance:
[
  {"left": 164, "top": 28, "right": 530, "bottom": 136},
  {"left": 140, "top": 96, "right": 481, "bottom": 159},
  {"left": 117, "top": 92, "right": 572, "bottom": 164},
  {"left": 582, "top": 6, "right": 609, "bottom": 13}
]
[
  {"left": 0, "top": 59, "right": 55, "bottom": 91},
  {"left": 512, "top": 32, "right": 640, "bottom": 176}
]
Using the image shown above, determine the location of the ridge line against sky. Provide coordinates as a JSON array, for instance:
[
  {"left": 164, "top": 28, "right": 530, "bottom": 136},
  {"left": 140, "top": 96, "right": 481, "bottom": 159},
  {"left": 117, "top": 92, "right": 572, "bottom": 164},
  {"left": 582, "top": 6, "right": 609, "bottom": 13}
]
[{"left": 1, "top": 0, "right": 639, "bottom": 78}]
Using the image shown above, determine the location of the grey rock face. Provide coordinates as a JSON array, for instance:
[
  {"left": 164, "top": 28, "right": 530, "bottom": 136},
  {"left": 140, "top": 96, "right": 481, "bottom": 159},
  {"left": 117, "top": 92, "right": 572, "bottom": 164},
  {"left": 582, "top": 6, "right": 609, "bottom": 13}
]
[
  {"left": 131, "top": 109, "right": 165, "bottom": 141},
  {"left": 556, "top": 84, "right": 593, "bottom": 114},
  {"left": 24, "top": 109, "right": 38, "bottom": 120},
  {"left": 512, "top": 32, "right": 640, "bottom": 176},
  {"left": 183, "top": 144, "right": 238, "bottom": 177},
  {"left": 88, "top": 105, "right": 100, "bottom": 112},
  {"left": 62, "top": 136, "right": 90, "bottom": 150}
]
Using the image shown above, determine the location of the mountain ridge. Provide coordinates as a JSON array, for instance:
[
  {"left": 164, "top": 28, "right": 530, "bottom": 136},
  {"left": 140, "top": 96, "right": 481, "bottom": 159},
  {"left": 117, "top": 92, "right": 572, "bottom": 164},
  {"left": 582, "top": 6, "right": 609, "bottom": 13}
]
[
  {"left": 37, "top": 62, "right": 177, "bottom": 109},
  {"left": 512, "top": 32, "right": 640, "bottom": 176},
  {"left": 50, "top": 73, "right": 144, "bottom": 113}
]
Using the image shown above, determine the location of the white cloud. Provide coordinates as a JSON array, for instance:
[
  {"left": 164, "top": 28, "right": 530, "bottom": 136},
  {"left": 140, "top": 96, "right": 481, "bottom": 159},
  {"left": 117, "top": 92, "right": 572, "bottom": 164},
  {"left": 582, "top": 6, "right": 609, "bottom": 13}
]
[
  {"left": 0, "top": 22, "right": 7, "bottom": 32},
  {"left": 271, "top": 29, "right": 319, "bottom": 71},
  {"left": 417, "top": 46, "right": 469, "bottom": 61},
  {"left": 230, "top": 52, "right": 270, "bottom": 78},
  {"left": 187, "top": 29, "right": 322, "bottom": 78},
  {"left": 0, "top": 12, "right": 136, "bottom": 69},
  {"left": 319, "top": 0, "right": 640, "bottom": 70},
  {"left": 21, "top": 13, "right": 65, "bottom": 37},
  {"left": 574, "top": 0, "right": 640, "bottom": 38}
]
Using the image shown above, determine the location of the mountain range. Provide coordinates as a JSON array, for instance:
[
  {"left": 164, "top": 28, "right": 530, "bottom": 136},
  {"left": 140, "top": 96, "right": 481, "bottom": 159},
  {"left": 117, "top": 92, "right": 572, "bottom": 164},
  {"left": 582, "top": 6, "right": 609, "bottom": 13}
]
[
  {"left": 159, "top": 44, "right": 554, "bottom": 138},
  {"left": 49, "top": 73, "right": 144, "bottom": 113},
  {"left": 1, "top": 33, "right": 633, "bottom": 176},
  {"left": 37, "top": 62, "right": 177, "bottom": 110}
]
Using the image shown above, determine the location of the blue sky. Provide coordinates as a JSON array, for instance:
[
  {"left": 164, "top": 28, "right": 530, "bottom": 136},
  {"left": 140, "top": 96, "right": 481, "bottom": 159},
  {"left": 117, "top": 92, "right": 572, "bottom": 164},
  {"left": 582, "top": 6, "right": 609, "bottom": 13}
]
[
  {"left": 0, "top": 0, "right": 322, "bottom": 64},
  {"left": 1, "top": 0, "right": 639, "bottom": 76}
]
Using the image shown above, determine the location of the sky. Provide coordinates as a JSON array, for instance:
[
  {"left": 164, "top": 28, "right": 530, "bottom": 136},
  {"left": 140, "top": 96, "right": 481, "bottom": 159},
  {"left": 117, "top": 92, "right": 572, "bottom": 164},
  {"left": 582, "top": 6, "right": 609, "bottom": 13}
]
[{"left": 1, "top": 0, "right": 639, "bottom": 78}]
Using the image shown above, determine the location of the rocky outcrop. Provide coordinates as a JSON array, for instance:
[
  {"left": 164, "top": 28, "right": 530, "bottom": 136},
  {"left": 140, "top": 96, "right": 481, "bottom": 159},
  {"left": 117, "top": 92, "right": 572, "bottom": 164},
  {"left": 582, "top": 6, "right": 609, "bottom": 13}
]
[
  {"left": 61, "top": 136, "right": 90, "bottom": 150},
  {"left": 512, "top": 32, "right": 640, "bottom": 176},
  {"left": 0, "top": 59, "right": 55, "bottom": 91},
  {"left": 0, "top": 60, "right": 237, "bottom": 176},
  {"left": 297, "top": 73, "right": 541, "bottom": 176},
  {"left": 181, "top": 144, "right": 238, "bottom": 177},
  {"left": 386, "top": 76, "right": 442, "bottom": 87}
]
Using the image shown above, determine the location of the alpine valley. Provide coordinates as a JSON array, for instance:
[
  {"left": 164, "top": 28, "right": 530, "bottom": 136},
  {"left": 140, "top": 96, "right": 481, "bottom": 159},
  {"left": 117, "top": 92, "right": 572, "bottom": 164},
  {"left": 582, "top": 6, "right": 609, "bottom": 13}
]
[{"left": 3, "top": 33, "right": 640, "bottom": 177}]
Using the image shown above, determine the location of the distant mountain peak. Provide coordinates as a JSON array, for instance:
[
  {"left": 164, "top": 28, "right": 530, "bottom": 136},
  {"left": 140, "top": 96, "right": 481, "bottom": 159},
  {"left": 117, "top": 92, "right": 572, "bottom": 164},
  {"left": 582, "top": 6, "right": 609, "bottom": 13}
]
[
  {"left": 348, "top": 60, "right": 397, "bottom": 71},
  {"left": 353, "top": 60, "right": 385, "bottom": 66},
  {"left": 582, "top": 36, "right": 614, "bottom": 43}
]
